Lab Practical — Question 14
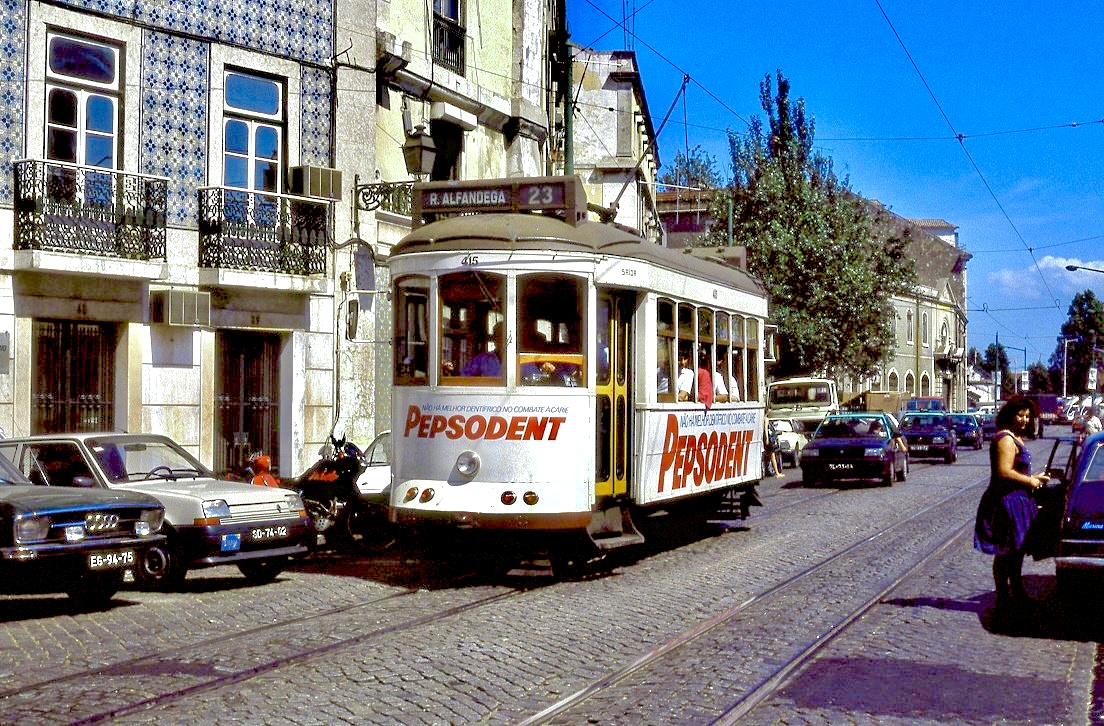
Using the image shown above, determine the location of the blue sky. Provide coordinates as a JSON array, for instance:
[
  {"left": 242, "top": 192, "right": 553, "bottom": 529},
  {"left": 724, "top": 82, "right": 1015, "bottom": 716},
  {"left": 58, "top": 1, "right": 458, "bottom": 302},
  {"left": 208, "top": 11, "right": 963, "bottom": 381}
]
[{"left": 567, "top": 1, "right": 1104, "bottom": 368}]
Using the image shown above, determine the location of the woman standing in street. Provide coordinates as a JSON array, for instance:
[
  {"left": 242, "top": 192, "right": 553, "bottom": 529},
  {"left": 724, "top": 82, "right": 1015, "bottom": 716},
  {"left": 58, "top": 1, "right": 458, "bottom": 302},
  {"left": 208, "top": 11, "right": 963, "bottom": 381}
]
[{"left": 974, "top": 396, "right": 1048, "bottom": 609}]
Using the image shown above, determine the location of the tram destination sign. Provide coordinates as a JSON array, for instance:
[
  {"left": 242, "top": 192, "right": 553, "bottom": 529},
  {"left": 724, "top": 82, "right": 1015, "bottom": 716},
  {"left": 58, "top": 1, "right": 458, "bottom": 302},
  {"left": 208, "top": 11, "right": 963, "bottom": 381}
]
[{"left": 413, "top": 176, "right": 587, "bottom": 226}]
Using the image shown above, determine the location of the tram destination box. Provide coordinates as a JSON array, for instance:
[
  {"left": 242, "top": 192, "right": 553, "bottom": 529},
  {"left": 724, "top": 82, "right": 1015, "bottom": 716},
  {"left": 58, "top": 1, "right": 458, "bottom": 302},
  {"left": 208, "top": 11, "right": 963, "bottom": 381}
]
[{"left": 413, "top": 176, "right": 587, "bottom": 226}]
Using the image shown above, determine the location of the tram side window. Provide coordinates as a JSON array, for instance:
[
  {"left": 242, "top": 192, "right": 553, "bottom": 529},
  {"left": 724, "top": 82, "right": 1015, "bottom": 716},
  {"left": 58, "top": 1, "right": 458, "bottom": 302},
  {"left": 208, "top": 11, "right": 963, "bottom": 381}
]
[
  {"left": 715, "top": 312, "right": 738, "bottom": 403},
  {"left": 439, "top": 271, "right": 505, "bottom": 385},
  {"left": 676, "top": 303, "right": 696, "bottom": 402},
  {"left": 730, "top": 316, "right": 746, "bottom": 403},
  {"left": 394, "top": 275, "right": 429, "bottom": 385},
  {"left": 746, "top": 318, "right": 761, "bottom": 402},
  {"left": 518, "top": 274, "right": 584, "bottom": 387},
  {"left": 656, "top": 299, "right": 675, "bottom": 402}
]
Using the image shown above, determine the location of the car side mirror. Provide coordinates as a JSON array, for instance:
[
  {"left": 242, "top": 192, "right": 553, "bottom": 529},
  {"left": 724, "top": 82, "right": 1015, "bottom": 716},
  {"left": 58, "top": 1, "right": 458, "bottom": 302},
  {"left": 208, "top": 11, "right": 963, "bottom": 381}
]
[{"left": 71, "top": 475, "right": 97, "bottom": 488}]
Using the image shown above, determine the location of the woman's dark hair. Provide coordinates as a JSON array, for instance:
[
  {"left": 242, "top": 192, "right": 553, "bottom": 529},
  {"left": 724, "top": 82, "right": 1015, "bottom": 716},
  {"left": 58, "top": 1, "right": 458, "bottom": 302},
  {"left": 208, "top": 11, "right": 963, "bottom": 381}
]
[{"left": 995, "top": 395, "right": 1037, "bottom": 430}]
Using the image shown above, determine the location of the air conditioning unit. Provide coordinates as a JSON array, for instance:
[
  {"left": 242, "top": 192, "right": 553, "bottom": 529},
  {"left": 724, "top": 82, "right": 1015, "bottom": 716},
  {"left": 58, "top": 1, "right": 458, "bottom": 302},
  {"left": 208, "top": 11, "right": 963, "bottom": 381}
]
[
  {"left": 150, "top": 289, "right": 211, "bottom": 327},
  {"left": 288, "top": 166, "right": 343, "bottom": 201}
]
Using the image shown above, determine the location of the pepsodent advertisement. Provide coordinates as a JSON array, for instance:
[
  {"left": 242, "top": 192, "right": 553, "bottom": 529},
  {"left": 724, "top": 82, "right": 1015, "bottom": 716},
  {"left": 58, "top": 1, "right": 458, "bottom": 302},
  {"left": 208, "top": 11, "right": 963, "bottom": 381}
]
[{"left": 639, "top": 408, "right": 763, "bottom": 504}]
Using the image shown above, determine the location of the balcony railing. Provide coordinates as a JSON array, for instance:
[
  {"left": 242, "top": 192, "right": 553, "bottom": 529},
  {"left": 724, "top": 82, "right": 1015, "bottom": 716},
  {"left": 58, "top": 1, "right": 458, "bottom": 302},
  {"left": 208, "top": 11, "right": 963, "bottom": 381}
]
[
  {"left": 355, "top": 180, "right": 414, "bottom": 217},
  {"left": 432, "top": 15, "right": 466, "bottom": 74},
  {"left": 13, "top": 159, "right": 167, "bottom": 260},
  {"left": 198, "top": 186, "right": 329, "bottom": 275}
]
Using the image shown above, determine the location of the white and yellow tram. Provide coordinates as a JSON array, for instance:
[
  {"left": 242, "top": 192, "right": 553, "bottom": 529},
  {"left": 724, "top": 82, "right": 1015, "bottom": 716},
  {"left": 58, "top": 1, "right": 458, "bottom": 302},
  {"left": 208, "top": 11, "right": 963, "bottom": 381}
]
[{"left": 388, "top": 176, "right": 769, "bottom": 553}]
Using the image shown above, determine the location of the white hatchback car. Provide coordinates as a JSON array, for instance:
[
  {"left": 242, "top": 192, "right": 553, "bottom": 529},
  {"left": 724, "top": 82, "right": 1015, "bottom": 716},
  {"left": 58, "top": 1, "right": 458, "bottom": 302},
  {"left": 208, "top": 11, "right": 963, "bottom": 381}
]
[
  {"left": 770, "top": 418, "right": 809, "bottom": 468},
  {"left": 0, "top": 433, "right": 312, "bottom": 588}
]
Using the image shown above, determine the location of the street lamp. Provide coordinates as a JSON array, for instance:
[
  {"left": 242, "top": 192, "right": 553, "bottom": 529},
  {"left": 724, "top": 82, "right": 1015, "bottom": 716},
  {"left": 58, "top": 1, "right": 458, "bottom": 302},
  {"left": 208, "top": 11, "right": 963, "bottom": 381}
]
[{"left": 1066, "top": 264, "right": 1104, "bottom": 274}]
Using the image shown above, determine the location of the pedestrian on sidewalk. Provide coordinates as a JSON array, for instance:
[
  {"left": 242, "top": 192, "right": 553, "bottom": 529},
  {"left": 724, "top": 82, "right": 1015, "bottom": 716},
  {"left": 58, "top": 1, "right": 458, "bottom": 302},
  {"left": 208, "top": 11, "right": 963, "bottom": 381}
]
[{"left": 974, "top": 395, "right": 1048, "bottom": 609}]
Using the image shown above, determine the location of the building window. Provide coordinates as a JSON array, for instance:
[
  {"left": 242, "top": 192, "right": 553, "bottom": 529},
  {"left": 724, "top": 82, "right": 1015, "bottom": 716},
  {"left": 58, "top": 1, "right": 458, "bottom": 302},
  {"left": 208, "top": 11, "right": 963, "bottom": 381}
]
[
  {"left": 224, "top": 71, "right": 284, "bottom": 194},
  {"left": 432, "top": 0, "right": 465, "bottom": 74},
  {"left": 922, "top": 312, "right": 930, "bottom": 346},
  {"left": 46, "top": 33, "right": 120, "bottom": 170},
  {"left": 939, "top": 319, "right": 949, "bottom": 349},
  {"left": 906, "top": 311, "right": 914, "bottom": 344},
  {"left": 888, "top": 371, "right": 899, "bottom": 392}
]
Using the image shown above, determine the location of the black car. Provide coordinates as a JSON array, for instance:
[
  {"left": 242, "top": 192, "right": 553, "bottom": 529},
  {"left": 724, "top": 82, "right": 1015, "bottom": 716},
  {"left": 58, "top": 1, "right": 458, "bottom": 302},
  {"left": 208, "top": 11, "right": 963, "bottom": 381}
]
[
  {"left": 0, "top": 454, "right": 166, "bottom": 608},
  {"left": 1053, "top": 432, "right": 1104, "bottom": 596},
  {"left": 948, "top": 413, "right": 984, "bottom": 451},
  {"left": 900, "top": 412, "right": 958, "bottom": 463},
  {"left": 799, "top": 412, "right": 908, "bottom": 487}
]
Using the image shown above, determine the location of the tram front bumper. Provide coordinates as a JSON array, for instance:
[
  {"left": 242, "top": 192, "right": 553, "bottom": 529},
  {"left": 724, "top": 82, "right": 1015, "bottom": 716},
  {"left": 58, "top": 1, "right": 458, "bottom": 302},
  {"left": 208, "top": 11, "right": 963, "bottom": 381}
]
[{"left": 391, "top": 506, "right": 592, "bottom": 531}]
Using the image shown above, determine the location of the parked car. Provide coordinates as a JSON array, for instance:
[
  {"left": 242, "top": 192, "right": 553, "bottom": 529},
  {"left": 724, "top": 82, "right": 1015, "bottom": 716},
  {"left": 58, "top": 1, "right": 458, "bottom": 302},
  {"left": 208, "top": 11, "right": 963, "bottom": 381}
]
[
  {"left": 0, "top": 452, "right": 165, "bottom": 608},
  {"left": 900, "top": 411, "right": 958, "bottom": 463},
  {"left": 356, "top": 430, "right": 393, "bottom": 505},
  {"left": 1050, "top": 432, "right": 1104, "bottom": 597},
  {"left": 799, "top": 412, "right": 908, "bottom": 487},
  {"left": 0, "top": 433, "right": 313, "bottom": 589},
  {"left": 769, "top": 419, "right": 808, "bottom": 468},
  {"left": 948, "top": 413, "right": 984, "bottom": 450},
  {"left": 978, "top": 411, "right": 997, "bottom": 441}
]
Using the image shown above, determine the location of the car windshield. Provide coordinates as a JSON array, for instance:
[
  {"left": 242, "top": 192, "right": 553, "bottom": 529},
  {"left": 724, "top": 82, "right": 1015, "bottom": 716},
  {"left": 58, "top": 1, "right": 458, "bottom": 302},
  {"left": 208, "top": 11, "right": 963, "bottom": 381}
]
[
  {"left": 950, "top": 415, "right": 976, "bottom": 426},
  {"left": 87, "top": 436, "right": 212, "bottom": 482},
  {"left": 772, "top": 420, "right": 795, "bottom": 434},
  {"left": 815, "top": 417, "right": 887, "bottom": 440},
  {"left": 1081, "top": 444, "right": 1104, "bottom": 485}
]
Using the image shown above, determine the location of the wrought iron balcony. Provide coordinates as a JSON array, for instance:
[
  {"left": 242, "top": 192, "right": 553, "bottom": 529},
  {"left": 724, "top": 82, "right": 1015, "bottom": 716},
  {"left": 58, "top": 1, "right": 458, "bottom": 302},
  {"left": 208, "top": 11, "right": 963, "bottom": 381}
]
[
  {"left": 355, "top": 180, "right": 414, "bottom": 217},
  {"left": 432, "top": 14, "right": 466, "bottom": 75},
  {"left": 13, "top": 159, "right": 167, "bottom": 260},
  {"left": 198, "top": 186, "right": 330, "bottom": 275}
]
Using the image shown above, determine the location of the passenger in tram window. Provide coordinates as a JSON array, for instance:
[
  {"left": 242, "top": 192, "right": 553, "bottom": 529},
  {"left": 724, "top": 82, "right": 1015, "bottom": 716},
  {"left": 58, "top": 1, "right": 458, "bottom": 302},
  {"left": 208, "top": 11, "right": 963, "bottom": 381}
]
[
  {"left": 462, "top": 323, "right": 503, "bottom": 376},
  {"left": 696, "top": 346, "right": 714, "bottom": 408},
  {"left": 676, "top": 346, "right": 695, "bottom": 401}
]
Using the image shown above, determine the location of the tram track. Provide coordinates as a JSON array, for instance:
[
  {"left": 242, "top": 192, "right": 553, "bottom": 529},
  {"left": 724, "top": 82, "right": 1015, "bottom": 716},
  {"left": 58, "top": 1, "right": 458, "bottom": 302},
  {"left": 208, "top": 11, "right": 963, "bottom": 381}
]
[
  {"left": 0, "top": 571, "right": 529, "bottom": 724},
  {"left": 517, "top": 474, "right": 986, "bottom": 724}
]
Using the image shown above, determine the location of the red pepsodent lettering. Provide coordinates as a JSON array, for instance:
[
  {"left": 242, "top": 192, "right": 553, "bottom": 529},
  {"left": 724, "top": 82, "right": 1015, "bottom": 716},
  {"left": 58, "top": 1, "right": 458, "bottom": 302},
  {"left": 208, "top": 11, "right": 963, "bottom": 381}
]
[
  {"left": 657, "top": 413, "right": 753, "bottom": 492},
  {"left": 403, "top": 405, "right": 566, "bottom": 441}
]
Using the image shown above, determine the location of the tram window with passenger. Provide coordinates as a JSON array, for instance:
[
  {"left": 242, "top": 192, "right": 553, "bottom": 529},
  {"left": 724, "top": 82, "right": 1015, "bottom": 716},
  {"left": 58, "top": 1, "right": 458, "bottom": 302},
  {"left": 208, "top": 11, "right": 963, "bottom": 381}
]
[
  {"left": 440, "top": 271, "right": 505, "bottom": 384},
  {"left": 657, "top": 299, "right": 675, "bottom": 402},
  {"left": 518, "top": 274, "right": 584, "bottom": 387}
]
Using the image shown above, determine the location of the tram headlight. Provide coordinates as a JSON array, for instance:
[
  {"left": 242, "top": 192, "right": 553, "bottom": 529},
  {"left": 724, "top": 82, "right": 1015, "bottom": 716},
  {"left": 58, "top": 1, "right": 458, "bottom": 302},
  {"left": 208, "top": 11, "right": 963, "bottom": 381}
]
[
  {"left": 523, "top": 491, "right": 539, "bottom": 506},
  {"left": 501, "top": 491, "right": 517, "bottom": 505},
  {"left": 456, "top": 450, "right": 481, "bottom": 477}
]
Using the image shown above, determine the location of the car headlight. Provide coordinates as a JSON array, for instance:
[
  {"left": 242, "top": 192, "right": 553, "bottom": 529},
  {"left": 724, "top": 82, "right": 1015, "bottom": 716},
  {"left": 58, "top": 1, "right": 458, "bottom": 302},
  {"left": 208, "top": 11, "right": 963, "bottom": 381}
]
[
  {"left": 801, "top": 448, "right": 818, "bottom": 458},
  {"left": 864, "top": 447, "right": 887, "bottom": 458},
  {"left": 202, "top": 499, "right": 231, "bottom": 519},
  {"left": 285, "top": 492, "right": 305, "bottom": 511},
  {"left": 933, "top": 436, "right": 945, "bottom": 444},
  {"left": 14, "top": 515, "right": 51, "bottom": 543},
  {"left": 136, "top": 509, "right": 165, "bottom": 536}
]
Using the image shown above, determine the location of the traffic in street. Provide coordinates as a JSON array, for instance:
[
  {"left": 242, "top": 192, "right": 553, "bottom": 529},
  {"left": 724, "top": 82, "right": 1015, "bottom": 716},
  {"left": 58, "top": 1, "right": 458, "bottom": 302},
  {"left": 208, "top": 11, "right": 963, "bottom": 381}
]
[{"left": 1, "top": 429, "right": 1098, "bottom": 724}]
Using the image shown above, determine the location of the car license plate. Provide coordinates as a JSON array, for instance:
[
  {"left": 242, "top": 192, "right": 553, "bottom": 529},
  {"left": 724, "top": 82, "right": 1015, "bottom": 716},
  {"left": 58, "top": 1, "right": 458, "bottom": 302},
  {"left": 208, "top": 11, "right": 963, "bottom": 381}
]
[
  {"left": 88, "top": 549, "right": 135, "bottom": 571},
  {"left": 828, "top": 463, "right": 853, "bottom": 471},
  {"left": 250, "top": 525, "right": 288, "bottom": 541},
  {"left": 912, "top": 444, "right": 929, "bottom": 451}
]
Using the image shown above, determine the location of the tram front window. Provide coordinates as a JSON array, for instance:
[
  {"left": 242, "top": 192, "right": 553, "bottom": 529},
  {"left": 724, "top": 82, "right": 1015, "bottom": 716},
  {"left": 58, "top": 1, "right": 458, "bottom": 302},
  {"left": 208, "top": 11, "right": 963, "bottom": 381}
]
[
  {"left": 440, "top": 271, "right": 505, "bottom": 385},
  {"left": 518, "top": 274, "right": 584, "bottom": 387},
  {"left": 394, "top": 275, "right": 429, "bottom": 385}
]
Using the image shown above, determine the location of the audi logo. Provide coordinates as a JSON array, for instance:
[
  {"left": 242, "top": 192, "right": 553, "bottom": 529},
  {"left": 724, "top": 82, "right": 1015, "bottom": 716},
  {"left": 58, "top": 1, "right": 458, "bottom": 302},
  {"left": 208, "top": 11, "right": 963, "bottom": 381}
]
[{"left": 85, "top": 512, "right": 120, "bottom": 532}]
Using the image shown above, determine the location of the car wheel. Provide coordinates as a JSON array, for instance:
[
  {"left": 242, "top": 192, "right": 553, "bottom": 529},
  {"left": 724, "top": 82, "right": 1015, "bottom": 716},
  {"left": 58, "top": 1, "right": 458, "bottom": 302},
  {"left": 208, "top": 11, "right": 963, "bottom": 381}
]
[
  {"left": 139, "top": 540, "right": 188, "bottom": 590},
  {"left": 66, "top": 571, "right": 121, "bottom": 609},
  {"left": 802, "top": 472, "right": 817, "bottom": 488},
  {"left": 944, "top": 449, "right": 954, "bottom": 464},
  {"left": 881, "top": 469, "right": 893, "bottom": 487},
  {"left": 238, "top": 557, "right": 288, "bottom": 584},
  {"left": 1056, "top": 567, "right": 1088, "bottom": 603}
]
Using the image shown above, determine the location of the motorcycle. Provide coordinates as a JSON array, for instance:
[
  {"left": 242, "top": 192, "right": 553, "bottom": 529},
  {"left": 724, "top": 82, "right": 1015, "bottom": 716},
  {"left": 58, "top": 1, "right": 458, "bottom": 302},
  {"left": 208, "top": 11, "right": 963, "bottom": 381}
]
[{"left": 295, "top": 434, "right": 392, "bottom": 549}]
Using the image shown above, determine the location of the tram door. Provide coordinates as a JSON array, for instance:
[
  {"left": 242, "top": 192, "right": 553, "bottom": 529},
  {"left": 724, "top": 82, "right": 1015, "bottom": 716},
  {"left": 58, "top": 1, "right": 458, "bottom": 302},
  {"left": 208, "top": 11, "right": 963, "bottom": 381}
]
[{"left": 596, "top": 291, "right": 634, "bottom": 497}]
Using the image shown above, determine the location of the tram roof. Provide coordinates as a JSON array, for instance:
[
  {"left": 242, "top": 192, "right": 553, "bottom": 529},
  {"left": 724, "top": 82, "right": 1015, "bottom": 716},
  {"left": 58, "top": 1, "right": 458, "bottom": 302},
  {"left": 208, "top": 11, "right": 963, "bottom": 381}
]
[{"left": 392, "top": 213, "right": 766, "bottom": 297}]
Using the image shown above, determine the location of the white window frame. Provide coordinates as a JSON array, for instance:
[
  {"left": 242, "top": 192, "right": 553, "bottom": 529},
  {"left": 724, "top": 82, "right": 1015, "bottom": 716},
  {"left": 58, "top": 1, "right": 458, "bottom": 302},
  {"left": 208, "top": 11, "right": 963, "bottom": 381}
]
[
  {"left": 44, "top": 32, "right": 121, "bottom": 170},
  {"left": 222, "top": 70, "right": 285, "bottom": 193}
]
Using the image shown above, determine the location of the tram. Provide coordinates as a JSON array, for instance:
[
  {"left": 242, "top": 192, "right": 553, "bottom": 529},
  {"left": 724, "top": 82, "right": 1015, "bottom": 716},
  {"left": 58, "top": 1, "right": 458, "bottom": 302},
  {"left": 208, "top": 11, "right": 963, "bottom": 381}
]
[{"left": 387, "top": 175, "right": 769, "bottom": 555}]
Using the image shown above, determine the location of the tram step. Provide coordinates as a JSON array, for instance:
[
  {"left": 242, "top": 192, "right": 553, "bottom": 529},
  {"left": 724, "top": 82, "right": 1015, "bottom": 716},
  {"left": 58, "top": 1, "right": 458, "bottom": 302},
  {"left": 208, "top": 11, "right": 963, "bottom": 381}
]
[{"left": 591, "top": 531, "right": 646, "bottom": 550}]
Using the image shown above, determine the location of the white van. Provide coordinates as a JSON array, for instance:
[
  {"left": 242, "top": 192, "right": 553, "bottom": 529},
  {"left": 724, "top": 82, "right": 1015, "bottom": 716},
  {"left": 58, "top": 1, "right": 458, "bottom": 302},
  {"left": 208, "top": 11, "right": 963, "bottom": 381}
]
[{"left": 766, "top": 377, "right": 839, "bottom": 433}]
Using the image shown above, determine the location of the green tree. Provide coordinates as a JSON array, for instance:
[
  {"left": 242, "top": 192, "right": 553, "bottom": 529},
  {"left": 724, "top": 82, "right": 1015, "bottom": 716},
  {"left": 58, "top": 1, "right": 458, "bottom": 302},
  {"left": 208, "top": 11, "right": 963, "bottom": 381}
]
[
  {"left": 717, "top": 71, "right": 915, "bottom": 379},
  {"left": 659, "top": 144, "right": 723, "bottom": 189},
  {"left": 1048, "top": 290, "right": 1104, "bottom": 394},
  {"left": 1027, "top": 361, "right": 1051, "bottom": 393},
  {"left": 982, "top": 343, "right": 1014, "bottom": 399}
]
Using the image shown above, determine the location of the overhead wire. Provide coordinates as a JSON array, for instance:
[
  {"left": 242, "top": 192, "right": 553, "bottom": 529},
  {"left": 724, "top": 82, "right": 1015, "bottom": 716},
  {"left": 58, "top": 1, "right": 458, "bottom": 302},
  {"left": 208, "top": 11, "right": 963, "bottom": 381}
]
[{"left": 873, "top": 0, "right": 1062, "bottom": 314}]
